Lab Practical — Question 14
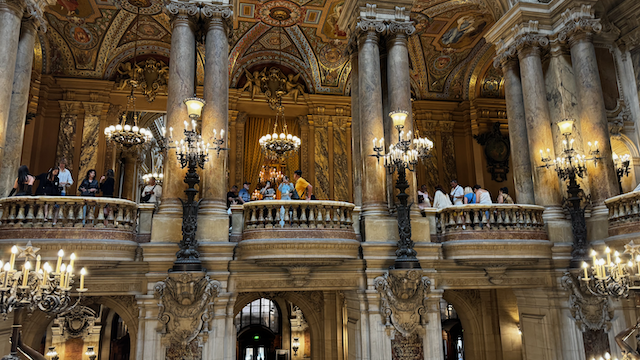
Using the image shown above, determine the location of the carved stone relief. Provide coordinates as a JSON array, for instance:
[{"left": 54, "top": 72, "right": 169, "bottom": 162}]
[
  {"left": 116, "top": 58, "right": 169, "bottom": 102},
  {"left": 240, "top": 67, "right": 306, "bottom": 109},
  {"left": 561, "top": 272, "right": 613, "bottom": 332},
  {"left": 375, "top": 269, "right": 432, "bottom": 337}
]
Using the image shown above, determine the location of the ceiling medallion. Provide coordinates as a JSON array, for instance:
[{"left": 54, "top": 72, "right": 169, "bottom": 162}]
[
  {"left": 257, "top": 0, "right": 303, "bottom": 27},
  {"left": 270, "top": 7, "right": 291, "bottom": 21}
]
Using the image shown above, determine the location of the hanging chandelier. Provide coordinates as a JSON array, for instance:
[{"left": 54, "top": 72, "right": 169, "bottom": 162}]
[
  {"left": 259, "top": 107, "right": 300, "bottom": 160},
  {"left": 104, "top": 6, "right": 152, "bottom": 148}
]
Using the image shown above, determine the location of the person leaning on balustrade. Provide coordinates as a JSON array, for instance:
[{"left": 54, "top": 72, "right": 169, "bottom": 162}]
[
  {"left": 497, "top": 187, "right": 514, "bottom": 204},
  {"left": 293, "top": 170, "right": 313, "bottom": 200},
  {"left": 260, "top": 181, "right": 276, "bottom": 200},
  {"left": 35, "top": 167, "right": 61, "bottom": 196},
  {"left": 57, "top": 158, "right": 73, "bottom": 196},
  {"left": 432, "top": 185, "right": 452, "bottom": 210},
  {"left": 9, "top": 165, "right": 35, "bottom": 197}
]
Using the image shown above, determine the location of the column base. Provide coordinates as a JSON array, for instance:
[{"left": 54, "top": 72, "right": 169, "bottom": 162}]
[
  {"left": 410, "top": 210, "right": 436, "bottom": 243},
  {"left": 197, "top": 200, "right": 230, "bottom": 242},
  {"left": 151, "top": 199, "right": 183, "bottom": 242},
  {"left": 362, "top": 215, "right": 399, "bottom": 242},
  {"left": 586, "top": 204, "right": 609, "bottom": 242},
  {"left": 542, "top": 206, "right": 573, "bottom": 243}
]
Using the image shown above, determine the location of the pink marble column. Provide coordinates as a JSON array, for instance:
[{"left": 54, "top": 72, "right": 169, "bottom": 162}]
[
  {"left": 0, "top": 0, "right": 24, "bottom": 193},
  {"left": 0, "top": 17, "right": 36, "bottom": 196},
  {"left": 349, "top": 49, "right": 362, "bottom": 206},
  {"left": 199, "top": 4, "right": 232, "bottom": 241},
  {"left": 152, "top": 2, "right": 198, "bottom": 242},
  {"left": 357, "top": 23, "right": 387, "bottom": 216},
  {"left": 500, "top": 57, "right": 535, "bottom": 204}
]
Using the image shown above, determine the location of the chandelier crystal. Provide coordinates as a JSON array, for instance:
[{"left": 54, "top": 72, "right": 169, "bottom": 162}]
[{"left": 259, "top": 107, "right": 300, "bottom": 160}]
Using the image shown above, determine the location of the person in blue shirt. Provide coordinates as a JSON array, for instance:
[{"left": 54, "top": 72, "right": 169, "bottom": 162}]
[{"left": 238, "top": 181, "right": 251, "bottom": 203}]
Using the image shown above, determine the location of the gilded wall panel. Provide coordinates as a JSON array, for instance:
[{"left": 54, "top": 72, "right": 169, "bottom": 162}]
[
  {"left": 314, "top": 116, "right": 330, "bottom": 200},
  {"left": 333, "top": 119, "right": 349, "bottom": 201}
]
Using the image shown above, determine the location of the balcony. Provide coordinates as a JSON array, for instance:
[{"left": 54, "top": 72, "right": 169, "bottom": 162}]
[
  {"left": 0, "top": 196, "right": 146, "bottom": 262},
  {"left": 436, "top": 204, "right": 552, "bottom": 263},
  {"left": 231, "top": 200, "right": 361, "bottom": 265},
  {"left": 605, "top": 191, "right": 640, "bottom": 244}
]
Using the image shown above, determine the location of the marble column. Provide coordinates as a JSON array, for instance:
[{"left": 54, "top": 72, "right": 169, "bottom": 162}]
[
  {"left": 386, "top": 24, "right": 418, "bottom": 213},
  {"left": 55, "top": 100, "right": 80, "bottom": 175},
  {"left": 199, "top": 4, "right": 232, "bottom": 242},
  {"left": 152, "top": 1, "right": 198, "bottom": 242},
  {"left": 78, "top": 102, "right": 104, "bottom": 181},
  {"left": 567, "top": 29, "right": 618, "bottom": 203},
  {"left": 357, "top": 24, "right": 387, "bottom": 216},
  {"left": 0, "top": 17, "right": 36, "bottom": 197},
  {"left": 0, "top": 0, "right": 24, "bottom": 193},
  {"left": 500, "top": 57, "right": 535, "bottom": 204},
  {"left": 423, "top": 290, "right": 444, "bottom": 360},
  {"left": 350, "top": 50, "right": 363, "bottom": 206},
  {"left": 517, "top": 44, "right": 561, "bottom": 207},
  {"left": 121, "top": 151, "right": 139, "bottom": 201}
]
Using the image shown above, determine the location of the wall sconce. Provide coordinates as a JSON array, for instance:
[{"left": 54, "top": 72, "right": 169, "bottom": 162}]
[
  {"left": 292, "top": 337, "right": 300, "bottom": 356},
  {"left": 516, "top": 323, "right": 522, "bottom": 335},
  {"left": 85, "top": 346, "right": 96, "bottom": 360},
  {"left": 46, "top": 347, "right": 59, "bottom": 360}
]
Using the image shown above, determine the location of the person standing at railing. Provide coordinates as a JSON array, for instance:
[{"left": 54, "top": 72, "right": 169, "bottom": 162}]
[
  {"left": 293, "top": 170, "right": 313, "bottom": 201},
  {"left": 463, "top": 186, "right": 475, "bottom": 204},
  {"left": 141, "top": 177, "right": 162, "bottom": 204},
  {"left": 260, "top": 181, "right": 276, "bottom": 200},
  {"left": 57, "top": 158, "right": 73, "bottom": 196},
  {"left": 100, "top": 169, "right": 115, "bottom": 197},
  {"left": 497, "top": 187, "right": 514, "bottom": 204},
  {"left": 238, "top": 182, "right": 251, "bottom": 203},
  {"left": 278, "top": 176, "right": 294, "bottom": 227},
  {"left": 35, "top": 167, "right": 60, "bottom": 196},
  {"left": 79, "top": 170, "right": 99, "bottom": 225},
  {"left": 9, "top": 165, "right": 35, "bottom": 196},
  {"left": 418, "top": 184, "right": 431, "bottom": 211},
  {"left": 432, "top": 185, "right": 452, "bottom": 209}
]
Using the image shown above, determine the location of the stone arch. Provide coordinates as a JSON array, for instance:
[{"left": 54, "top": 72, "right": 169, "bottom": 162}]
[
  {"left": 235, "top": 292, "right": 324, "bottom": 359},
  {"left": 443, "top": 290, "right": 486, "bottom": 360}
]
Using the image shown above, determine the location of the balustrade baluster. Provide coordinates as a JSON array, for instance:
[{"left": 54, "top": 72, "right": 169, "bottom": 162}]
[
  {"left": 291, "top": 204, "right": 300, "bottom": 228},
  {"left": 96, "top": 203, "right": 106, "bottom": 228},
  {"left": 265, "top": 205, "right": 274, "bottom": 229},
  {"left": 35, "top": 200, "right": 45, "bottom": 227},
  {"left": 300, "top": 204, "right": 309, "bottom": 228},
  {"left": 14, "top": 202, "right": 26, "bottom": 228},
  {"left": 283, "top": 205, "right": 291, "bottom": 228},
  {"left": 24, "top": 200, "right": 35, "bottom": 228},
  {"left": 307, "top": 206, "right": 316, "bottom": 229},
  {"left": 115, "top": 206, "right": 124, "bottom": 228}
]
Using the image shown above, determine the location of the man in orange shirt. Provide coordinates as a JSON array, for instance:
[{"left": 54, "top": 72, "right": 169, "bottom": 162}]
[{"left": 293, "top": 169, "right": 313, "bottom": 200}]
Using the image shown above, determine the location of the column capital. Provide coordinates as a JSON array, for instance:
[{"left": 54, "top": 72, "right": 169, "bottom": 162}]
[
  {"left": 58, "top": 100, "right": 81, "bottom": 116},
  {"left": 201, "top": 3, "right": 232, "bottom": 32},
  {"left": 493, "top": 21, "right": 548, "bottom": 67},
  {"left": 387, "top": 20, "right": 415, "bottom": 37},
  {"left": 557, "top": 4, "right": 602, "bottom": 45},
  {"left": 82, "top": 102, "right": 105, "bottom": 118},
  {"left": 0, "top": 0, "right": 26, "bottom": 18},
  {"left": 164, "top": 0, "right": 199, "bottom": 27},
  {"left": 23, "top": 0, "right": 47, "bottom": 33}
]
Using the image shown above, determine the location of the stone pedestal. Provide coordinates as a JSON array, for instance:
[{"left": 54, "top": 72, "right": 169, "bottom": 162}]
[
  {"left": 357, "top": 25, "right": 387, "bottom": 217},
  {"left": 500, "top": 58, "right": 534, "bottom": 204},
  {"left": 0, "top": 0, "right": 24, "bottom": 194},
  {"left": 198, "top": 5, "right": 232, "bottom": 242},
  {"left": 152, "top": 2, "right": 197, "bottom": 242}
]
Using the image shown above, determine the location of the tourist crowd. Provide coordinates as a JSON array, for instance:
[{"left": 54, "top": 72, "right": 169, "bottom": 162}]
[{"left": 418, "top": 179, "right": 514, "bottom": 210}]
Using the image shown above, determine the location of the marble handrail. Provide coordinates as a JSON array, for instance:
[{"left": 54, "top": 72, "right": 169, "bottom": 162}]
[
  {"left": 436, "top": 204, "right": 546, "bottom": 237},
  {"left": 605, "top": 191, "right": 640, "bottom": 234},
  {"left": 0, "top": 196, "right": 138, "bottom": 230},
  {"left": 242, "top": 200, "right": 355, "bottom": 230}
]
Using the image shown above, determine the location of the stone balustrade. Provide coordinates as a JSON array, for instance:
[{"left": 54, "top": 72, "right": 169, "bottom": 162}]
[
  {"left": 436, "top": 204, "right": 551, "bottom": 262},
  {"left": 605, "top": 191, "right": 640, "bottom": 238},
  {"left": 0, "top": 196, "right": 140, "bottom": 241},
  {"left": 233, "top": 200, "right": 361, "bottom": 264}
]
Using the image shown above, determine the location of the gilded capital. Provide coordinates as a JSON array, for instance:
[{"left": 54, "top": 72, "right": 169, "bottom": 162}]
[{"left": 557, "top": 5, "right": 602, "bottom": 45}]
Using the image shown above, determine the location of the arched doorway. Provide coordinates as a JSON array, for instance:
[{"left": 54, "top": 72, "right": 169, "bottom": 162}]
[
  {"left": 441, "top": 299, "right": 465, "bottom": 360},
  {"left": 236, "top": 298, "right": 281, "bottom": 360}
]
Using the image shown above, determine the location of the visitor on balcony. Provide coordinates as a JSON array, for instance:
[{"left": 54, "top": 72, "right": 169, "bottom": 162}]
[
  {"left": 239, "top": 182, "right": 251, "bottom": 203},
  {"left": 497, "top": 187, "right": 514, "bottom": 204},
  {"left": 293, "top": 170, "right": 313, "bottom": 200},
  {"left": 227, "top": 185, "right": 244, "bottom": 207},
  {"left": 463, "top": 186, "right": 475, "bottom": 204},
  {"left": 57, "top": 158, "right": 73, "bottom": 196},
  {"left": 100, "top": 169, "right": 115, "bottom": 197},
  {"left": 78, "top": 170, "right": 99, "bottom": 197},
  {"left": 260, "top": 181, "right": 276, "bottom": 200},
  {"left": 35, "top": 167, "right": 60, "bottom": 196},
  {"left": 278, "top": 176, "right": 294, "bottom": 200},
  {"left": 432, "top": 185, "right": 452, "bottom": 209},
  {"left": 472, "top": 184, "right": 492, "bottom": 204},
  {"left": 418, "top": 185, "right": 431, "bottom": 211},
  {"left": 450, "top": 179, "right": 464, "bottom": 205},
  {"left": 9, "top": 165, "right": 35, "bottom": 196},
  {"left": 141, "top": 177, "right": 162, "bottom": 204}
]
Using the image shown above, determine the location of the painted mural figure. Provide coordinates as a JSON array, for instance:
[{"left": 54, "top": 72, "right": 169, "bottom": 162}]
[{"left": 440, "top": 15, "right": 487, "bottom": 46}]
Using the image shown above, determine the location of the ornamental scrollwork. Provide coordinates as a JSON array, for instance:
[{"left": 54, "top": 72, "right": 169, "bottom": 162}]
[
  {"left": 154, "top": 272, "right": 221, "bottom": 349},
  {"left": 561, "top": 272, "right": 613, "bottom": 332},
  {"left": 240, "top": 67, "right": 306, "bottom": 108},
  {"left": 387, "top": 21, "right": 415, "bottom": 36},
  {"left": 374, "top": 269, "right": 431, "bottom": 337},
  {"left": 557, "top": 5, "right": 602, "bottom": 42},
  {"left": 117, "top": 58, "right": 169, "bottom": 103}
]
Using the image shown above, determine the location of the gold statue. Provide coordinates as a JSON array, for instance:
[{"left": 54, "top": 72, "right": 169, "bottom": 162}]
[{"left": 285, "top": 73, "right": 305, "bottom": 103}]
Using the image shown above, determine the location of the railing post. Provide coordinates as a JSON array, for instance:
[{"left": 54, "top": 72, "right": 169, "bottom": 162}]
[
  {"left": 138, "top": 203, "right": 156, "bottom": 241},
  {"left": 230, "top": 204, "right": 244, "bottom": 242}
]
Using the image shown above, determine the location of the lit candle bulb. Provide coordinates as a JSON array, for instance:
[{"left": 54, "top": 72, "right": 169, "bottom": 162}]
[
  {"left": 192, "top": 120, "right": 196, "bottom": 131},
  {"left": 3, "top": 263, "right": 10, "bottom": 288},
  {"left": 591, "top": 250, "right": 597, "bottom": 264},
  {"left": 80, "top": 268, "right": 86, "bottom": 290},
  {"left": 42, "top": 262, "right": 50, "bottom": 286},
  {"left": 9, "top": 246, "right": 17, "bottom": 271},
  {"left": 184, "top": 120, "right": 189, "bottom": 130},
  {"left": 606, "top": 247, "right": 611, "bottom": 264},
  {"left": 373, "top": 138, "right": 377, "bottom": 148},
  {"left": 65, "top": 266, "right": 72, "bottom": 288},
  {"left": 55, "top": 249, "right": 64, "bottom": 274},
  {"left": 22, "top": 261, "right": 30, "bottom": 286},
  {"left": 220, "top": 129, "right": 224, "bottom": 139},
  {"left": 35, "top": 255, "right": 40, "bottom": 272},
  {"left": 69, "top": 253, "right": 75, "bottom": 269},
  {"left": 170, "top": 127, "right": 173, "bottom": 138},
  {"left": 582, "top": 262, "right": 589, "bottom": 279}
]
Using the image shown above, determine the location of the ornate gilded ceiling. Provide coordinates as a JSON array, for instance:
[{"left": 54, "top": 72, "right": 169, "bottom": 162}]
[{"left": 41, "top": 0, "right": 504, "bottom": 101}]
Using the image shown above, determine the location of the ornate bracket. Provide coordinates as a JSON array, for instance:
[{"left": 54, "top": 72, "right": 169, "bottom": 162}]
[
  {"left": 154, "top": 272, "right": 221, "bottom": 351},
  {"left": 561, "top": 272, "right": 613, "bottom": 332},
  {"left": 374, "top": 269, "right": 431, "bottom": 337}
]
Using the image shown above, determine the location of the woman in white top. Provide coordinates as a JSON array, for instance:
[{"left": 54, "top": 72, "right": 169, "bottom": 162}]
[
  {"left": 418, "top": 185, "right": 431, "bottom": 210},
  {"left": 432, "top": 185, "right": 452, "bottom": 209},
  {"left": 473, "top": 185, "right": 492, "bottom": 204}
]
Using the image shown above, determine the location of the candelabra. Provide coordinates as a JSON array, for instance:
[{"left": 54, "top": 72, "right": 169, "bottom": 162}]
[
  {"left": 540, "top": 119, "right": 602, "bottom": 264},
  {"left": 0, "top": 243, "right": 87, "bottom": 360},
  {"left": 163, "top": 97, "right": 227, "bottom": 272},
  {"left": 85, "top": 346, "right": 97, "bottom": 360},
  {"left": 46, "top": 347, "right": 59, "bottom": 360},
  {"left": 292, "top": 337, "right": 300, "bottom": 356},
  {"left": 579, "top": 241, "right": 640, "bottom": 298},
  {"left": 372, "top": 110, "right": 434, "bottom": 269},
  {"left": 613, "top": 152, "right": 631, "bottom": 194}
]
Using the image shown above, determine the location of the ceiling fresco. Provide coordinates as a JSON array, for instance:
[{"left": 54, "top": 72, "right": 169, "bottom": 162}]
[{"left": 40, "top": 0, "right": 504, "bottom": 101}]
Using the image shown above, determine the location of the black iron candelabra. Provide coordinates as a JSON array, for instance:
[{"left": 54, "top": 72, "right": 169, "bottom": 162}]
[{"left": 372, "top": 110, "right": 433, "bottom": 269}]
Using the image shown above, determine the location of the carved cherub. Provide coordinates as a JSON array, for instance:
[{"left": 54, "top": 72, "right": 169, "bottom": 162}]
[
  {"left": 285, "top": 73, "right": 305, "bottom": 103},
  {"left": 241, "top": 69, "right": 263, "bottom": 100},
  {"left": 116, "top": 62, "right": 143, "bottom": 90}
]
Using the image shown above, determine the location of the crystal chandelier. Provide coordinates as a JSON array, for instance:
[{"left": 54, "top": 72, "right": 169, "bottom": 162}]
[
  {"left": 104, "top": 7, "right": 152, "bottom": 148},
  {"left": 259, "top": 164, "right": 284, "bottom": 184},
  {"left": 579, "top": 241, "right": 640, "bottom": 298},
  {"left": 142, "top": 172, "right": 163, "bottom": 184},
  {"left": 259, "top": 107, "right": 300, "bottom": 160}
]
